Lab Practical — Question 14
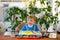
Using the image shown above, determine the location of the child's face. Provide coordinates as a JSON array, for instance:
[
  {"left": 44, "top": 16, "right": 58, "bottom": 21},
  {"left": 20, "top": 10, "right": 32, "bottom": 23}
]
[{"left": 27, "top": 18, "right": 35, "bottom": 25}]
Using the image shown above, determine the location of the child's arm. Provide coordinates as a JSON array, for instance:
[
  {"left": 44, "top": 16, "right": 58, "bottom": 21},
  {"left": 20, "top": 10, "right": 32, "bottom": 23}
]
[
  {"left": 35, "top": 25, "right": 40, "bottom": 31},
  {"left": 32, "top": 25, "right": 42, "bottom": 36},
  {"left": 20, "top": 25, "right": 27, "bottom": 31}
]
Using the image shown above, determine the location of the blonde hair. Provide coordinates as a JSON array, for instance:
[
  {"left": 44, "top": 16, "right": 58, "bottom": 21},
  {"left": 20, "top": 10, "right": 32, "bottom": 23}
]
[{"left": 27, "top": 15, "right": 37, "bottom": 24}]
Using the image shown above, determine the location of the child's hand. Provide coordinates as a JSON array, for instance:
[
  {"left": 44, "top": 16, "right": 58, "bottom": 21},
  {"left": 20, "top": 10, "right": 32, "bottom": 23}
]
[
  {"left": 32, "top": 31, "right": 42, "bottom": 37},
  {"left": 38, "top": 33, "right": 42, "bottom": 37},
  {"left": 32, "top": 31, "right": 37, "bottom": 34}
]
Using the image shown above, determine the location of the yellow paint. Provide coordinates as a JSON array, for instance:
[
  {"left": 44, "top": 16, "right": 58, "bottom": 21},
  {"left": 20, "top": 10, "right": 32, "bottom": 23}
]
[{"left": 22, "top": 31, "right": 33, "bottom": 35}]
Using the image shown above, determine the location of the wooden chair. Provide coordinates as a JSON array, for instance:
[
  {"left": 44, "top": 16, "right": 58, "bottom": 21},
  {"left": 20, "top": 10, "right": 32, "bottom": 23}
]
[{"left": 15, "top": 22, "right": 25, "bottom": 32}]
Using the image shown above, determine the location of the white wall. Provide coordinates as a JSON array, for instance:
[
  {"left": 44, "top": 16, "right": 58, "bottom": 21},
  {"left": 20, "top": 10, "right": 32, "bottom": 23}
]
[{"left": 0, "top": 7, "right": 4, "bottom": 21}]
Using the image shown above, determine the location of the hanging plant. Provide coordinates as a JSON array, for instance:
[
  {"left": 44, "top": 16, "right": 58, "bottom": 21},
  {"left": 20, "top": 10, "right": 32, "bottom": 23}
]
[
  {"left": 5, "top": 0, "right": 58, "bottom": 30},
  {"left": 40, "top": 0, "right": 45, "bottom": 4},
  {"left": 55, "top": 1, "right": 60, "bottom": 7},
  {"left": 5, "top": 7, "right": 28, "bottom": 30}
]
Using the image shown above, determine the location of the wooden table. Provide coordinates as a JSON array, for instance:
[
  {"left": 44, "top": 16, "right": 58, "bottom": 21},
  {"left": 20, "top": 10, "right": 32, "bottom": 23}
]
[{"left": 0, "top": 32, "right": 59, "bottom": 40}]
